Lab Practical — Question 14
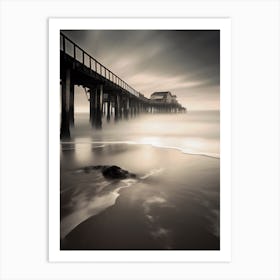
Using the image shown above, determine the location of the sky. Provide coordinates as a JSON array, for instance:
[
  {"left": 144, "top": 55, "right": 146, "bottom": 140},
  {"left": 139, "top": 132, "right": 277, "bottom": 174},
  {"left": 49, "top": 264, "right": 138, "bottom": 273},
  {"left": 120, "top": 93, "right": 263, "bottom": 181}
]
[{"left": 62, "top": 30, "right": 220, "bottom": 112}]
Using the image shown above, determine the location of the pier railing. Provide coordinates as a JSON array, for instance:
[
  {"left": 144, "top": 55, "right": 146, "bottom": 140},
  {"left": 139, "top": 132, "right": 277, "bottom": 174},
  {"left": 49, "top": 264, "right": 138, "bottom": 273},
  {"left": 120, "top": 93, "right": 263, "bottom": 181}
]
[{"left": 60, "top": 33, "right": 141, "bottom": 98}]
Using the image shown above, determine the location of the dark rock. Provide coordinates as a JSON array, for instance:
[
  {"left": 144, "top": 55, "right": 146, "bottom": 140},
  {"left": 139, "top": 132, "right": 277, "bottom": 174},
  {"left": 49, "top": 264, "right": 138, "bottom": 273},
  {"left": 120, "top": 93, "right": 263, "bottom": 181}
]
[
  {"left": 79, "top": 165, "right": 136, "bottom": 180},
  {"left": 101, "top": 165, "right": 136, "bottom": 180}
]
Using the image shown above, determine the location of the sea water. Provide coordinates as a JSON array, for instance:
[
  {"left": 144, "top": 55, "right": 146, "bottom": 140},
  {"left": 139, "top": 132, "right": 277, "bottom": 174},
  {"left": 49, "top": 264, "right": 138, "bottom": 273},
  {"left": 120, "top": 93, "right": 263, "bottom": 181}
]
[
  {"left": 68, "top": 110, "right": 219, "bottom": 157},
  {"left": 60, "top": 110, "right": 220, "bottom": 249}
]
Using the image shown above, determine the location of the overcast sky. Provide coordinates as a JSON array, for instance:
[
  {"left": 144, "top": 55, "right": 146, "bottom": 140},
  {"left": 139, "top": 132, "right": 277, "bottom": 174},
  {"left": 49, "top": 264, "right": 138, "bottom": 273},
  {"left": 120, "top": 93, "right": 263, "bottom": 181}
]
[{"left": 62, "top": 30, "right": 220, "bottom": 111}]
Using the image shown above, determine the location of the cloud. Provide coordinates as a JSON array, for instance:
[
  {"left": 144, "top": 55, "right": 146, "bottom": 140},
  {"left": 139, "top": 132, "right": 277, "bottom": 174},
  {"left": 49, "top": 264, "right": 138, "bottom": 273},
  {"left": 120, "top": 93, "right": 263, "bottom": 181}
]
[{"left": 62, "top": 30, "right": 220, "bottom": 110}]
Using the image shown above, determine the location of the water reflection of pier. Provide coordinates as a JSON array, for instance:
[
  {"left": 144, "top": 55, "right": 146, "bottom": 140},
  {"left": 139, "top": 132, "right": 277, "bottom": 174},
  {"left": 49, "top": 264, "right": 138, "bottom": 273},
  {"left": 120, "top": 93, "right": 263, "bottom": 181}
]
[{"left": 60, "top": 33, "right": 186, "bottom": 138}]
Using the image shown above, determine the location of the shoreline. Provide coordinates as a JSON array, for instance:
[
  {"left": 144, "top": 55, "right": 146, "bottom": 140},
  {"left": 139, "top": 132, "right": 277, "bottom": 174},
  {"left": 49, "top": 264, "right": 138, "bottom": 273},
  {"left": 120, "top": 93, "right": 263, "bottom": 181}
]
[
  {"left": 61, "top": 140, "right": 220, "bottom": 160},
  {"left": 60, "top": 143, "right": 220, "bottom": 250}
]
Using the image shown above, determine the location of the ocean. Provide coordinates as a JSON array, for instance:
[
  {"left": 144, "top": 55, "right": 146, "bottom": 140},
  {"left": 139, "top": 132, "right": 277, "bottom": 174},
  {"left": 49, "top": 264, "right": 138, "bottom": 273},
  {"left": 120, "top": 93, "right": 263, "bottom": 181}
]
[{"left": 60, "top": 110, "right": 220, "bottom": 250}]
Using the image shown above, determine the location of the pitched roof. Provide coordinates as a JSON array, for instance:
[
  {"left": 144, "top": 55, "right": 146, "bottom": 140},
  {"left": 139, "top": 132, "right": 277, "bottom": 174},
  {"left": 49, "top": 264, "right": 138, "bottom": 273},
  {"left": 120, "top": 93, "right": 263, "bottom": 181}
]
[{"left": 151, "top": 91, "right": 170, "bottom": 96}]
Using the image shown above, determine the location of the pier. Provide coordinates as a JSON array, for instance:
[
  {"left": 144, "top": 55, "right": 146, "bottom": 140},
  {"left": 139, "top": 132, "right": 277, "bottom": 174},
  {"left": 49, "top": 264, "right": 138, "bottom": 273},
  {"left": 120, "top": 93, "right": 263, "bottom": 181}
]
[{"left": 60, "top": 33, "right": 186, "bottom": 138}]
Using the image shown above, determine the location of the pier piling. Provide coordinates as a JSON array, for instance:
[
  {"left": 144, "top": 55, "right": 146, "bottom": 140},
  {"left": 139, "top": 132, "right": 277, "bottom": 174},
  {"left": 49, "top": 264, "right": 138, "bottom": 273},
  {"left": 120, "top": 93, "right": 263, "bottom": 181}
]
[{"left": 60, "top": 68, "right": 71, "bottom": 139}]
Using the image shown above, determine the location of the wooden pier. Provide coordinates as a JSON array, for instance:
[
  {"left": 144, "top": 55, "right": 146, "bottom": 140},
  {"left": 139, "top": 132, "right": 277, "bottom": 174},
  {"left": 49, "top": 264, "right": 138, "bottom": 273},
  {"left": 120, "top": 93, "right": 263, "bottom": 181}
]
[{"left": 60, "top": 33, "right": 185, "bottom": 138}]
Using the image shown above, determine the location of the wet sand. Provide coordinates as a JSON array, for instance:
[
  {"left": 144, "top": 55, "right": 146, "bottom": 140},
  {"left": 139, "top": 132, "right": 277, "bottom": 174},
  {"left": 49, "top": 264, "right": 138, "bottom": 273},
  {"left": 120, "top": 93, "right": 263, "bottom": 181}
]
[{"left": 60, "top": 143, "right": 220, "bottom": 250}]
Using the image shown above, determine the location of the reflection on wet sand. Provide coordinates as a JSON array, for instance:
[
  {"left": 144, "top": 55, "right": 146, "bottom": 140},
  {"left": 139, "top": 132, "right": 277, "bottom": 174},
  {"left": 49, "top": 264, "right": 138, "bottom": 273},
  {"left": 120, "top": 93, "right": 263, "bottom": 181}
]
[{"left": 61, "top": 142, "right": 220, "bottom": 250}]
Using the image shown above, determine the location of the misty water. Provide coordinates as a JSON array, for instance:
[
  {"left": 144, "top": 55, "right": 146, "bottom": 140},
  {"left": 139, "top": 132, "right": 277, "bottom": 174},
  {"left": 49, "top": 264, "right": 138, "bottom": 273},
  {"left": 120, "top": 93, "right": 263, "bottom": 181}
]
[{"left": 60, "top": 111, "right": 220, "bottom": 250}]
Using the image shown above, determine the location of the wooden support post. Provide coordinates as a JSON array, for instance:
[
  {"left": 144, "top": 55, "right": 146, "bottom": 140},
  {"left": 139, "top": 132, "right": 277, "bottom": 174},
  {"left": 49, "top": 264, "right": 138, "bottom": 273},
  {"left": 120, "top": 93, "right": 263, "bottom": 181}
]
[
  {"left": 120, "top": 94, "right": 125, "bottom": 119},
  {"left": 89, "top": 88, "right": 96, "bottom": 127},
  {"left": 102, "top": 92, "right": 105, "bottom": 117},
  {"left": 124, "top": 96, "right": 129, "bottom": 119},
  {"left": 137, "top": 101, "right": 140, "bottom": 115},
  {"left": 134, "top": 101, "right": 137, "bottom": 116},
  {"left": 119, "top": 95, "right": 123, "bottom": 120},
  {"left": 107, "top": 94, "right": 111, "bottom": 121},
  {"left": 95, "top": 84, "right": 103, "bottom": 129},
  {"left": 129, "top": 98, "right": 133, "bottom": 117},
  {"left": 114, "top": 94, "right": 120, "bottom": 121},
  {"left": 69, "top": 83, "right": 74, "bottom": 126},
  {"left": 134, "top": 102, "right": 136, "bottom": 116},
  {"left": 132, "top": 99, "right": 136, "bottom": 117},
  {"left": 60, "top": 68, "right": 71, "bottom": 139}
]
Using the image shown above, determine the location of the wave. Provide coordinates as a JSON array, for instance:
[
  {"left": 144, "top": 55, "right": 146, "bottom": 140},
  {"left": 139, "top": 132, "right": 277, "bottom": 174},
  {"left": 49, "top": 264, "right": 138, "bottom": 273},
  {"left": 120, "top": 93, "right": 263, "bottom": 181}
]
[
  {"left": 140, "top": 168, "right": 164, "bottom": 179},
  {"left": 61, "top": 140, "right": 220, "bottom": 159},
  {"left": 142, "top": 143, "right": 220, "bottom": 159},
  {"left": 60, "top": 176, "right": 137, "bottom": 239},
  {"left": 61, "top": 166, "right": 170, "bottom": 239}
]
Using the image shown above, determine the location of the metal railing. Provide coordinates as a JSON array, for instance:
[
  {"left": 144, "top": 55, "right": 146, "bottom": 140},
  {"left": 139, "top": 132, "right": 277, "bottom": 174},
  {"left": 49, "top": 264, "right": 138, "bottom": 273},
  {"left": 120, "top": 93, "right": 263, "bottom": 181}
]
[{"left": 60, "top": 33, "right": 141, "bottom": 98}]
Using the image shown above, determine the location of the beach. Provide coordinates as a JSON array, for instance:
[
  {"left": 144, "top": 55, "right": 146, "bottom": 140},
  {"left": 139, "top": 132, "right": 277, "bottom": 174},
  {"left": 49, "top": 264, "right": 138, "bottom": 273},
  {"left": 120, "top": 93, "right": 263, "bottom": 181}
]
[{"left": 60, "top": 111, "right": 220, "bottom": 250}]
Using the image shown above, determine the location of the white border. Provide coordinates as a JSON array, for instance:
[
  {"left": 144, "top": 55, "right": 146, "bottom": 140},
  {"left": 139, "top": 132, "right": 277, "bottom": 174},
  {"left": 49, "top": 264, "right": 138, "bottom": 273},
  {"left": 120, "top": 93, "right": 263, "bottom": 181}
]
[{"left": 49, "top": 18, "right": 231, "bottom": 262}]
